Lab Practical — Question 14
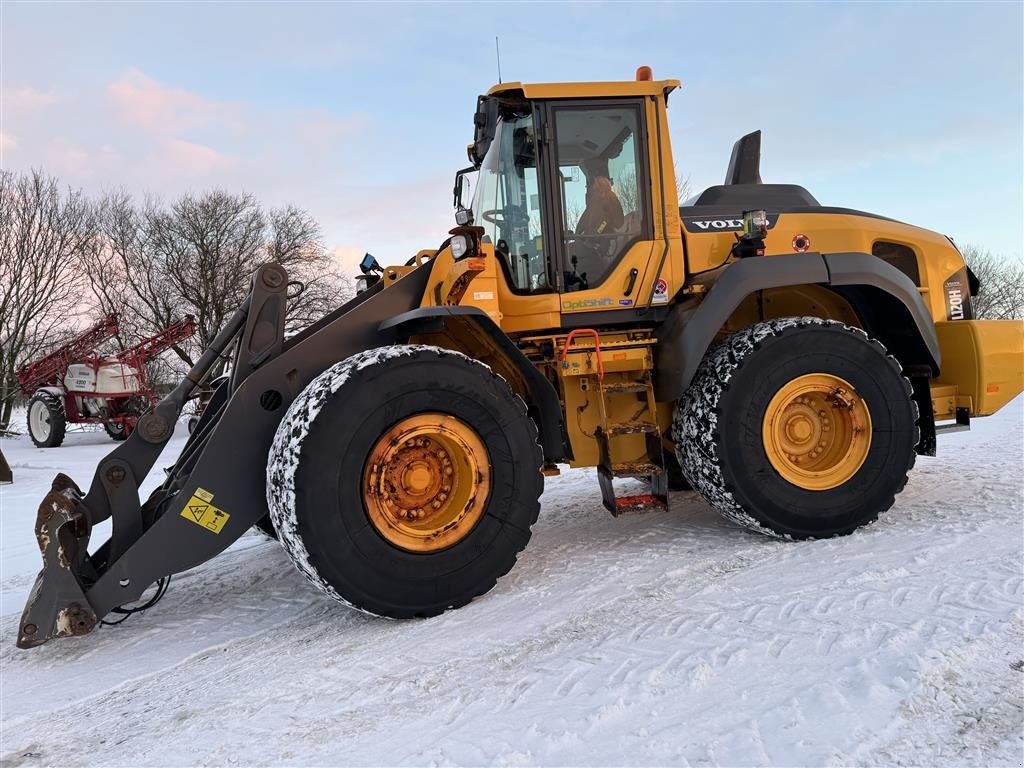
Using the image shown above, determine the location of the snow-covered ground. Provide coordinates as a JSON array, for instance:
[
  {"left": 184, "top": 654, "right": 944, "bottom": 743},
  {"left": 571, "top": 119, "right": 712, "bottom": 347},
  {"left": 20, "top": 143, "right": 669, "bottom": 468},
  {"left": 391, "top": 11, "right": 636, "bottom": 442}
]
[{"left": 1, "top": 401, "right": 1022, "bottom": 767}]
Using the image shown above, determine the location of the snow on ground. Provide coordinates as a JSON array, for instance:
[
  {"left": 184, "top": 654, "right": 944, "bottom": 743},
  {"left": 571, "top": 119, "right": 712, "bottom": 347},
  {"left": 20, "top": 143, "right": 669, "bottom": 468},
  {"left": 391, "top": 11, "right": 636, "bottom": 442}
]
[{"left": 1, "top": 402, "right": 1022, "bottom": 767}]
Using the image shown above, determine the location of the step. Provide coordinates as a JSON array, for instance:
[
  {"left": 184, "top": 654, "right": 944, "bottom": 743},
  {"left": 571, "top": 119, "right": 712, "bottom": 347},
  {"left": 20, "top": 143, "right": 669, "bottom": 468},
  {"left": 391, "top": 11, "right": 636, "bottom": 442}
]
[
  {"left": 610, "top": 462, "right": 663, "bottom": 479},
  {"left": 605, "top": 422, "right": 659, "bottom": 437},
  {"left": 600, "top": 381, "right": 649, "bottom": 394},
  {"left": 611, "top": 494, "right": 668, "bottom": 515}
]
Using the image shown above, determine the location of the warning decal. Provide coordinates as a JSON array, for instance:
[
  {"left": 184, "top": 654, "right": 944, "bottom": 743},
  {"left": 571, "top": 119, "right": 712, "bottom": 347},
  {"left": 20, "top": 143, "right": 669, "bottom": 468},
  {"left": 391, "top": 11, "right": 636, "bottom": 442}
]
[
  {"left": 651, "top": 278, "right": 669, "bottom": 305},
  {"left": 180, "top": 487, "right": 230, "bottom": 534}
]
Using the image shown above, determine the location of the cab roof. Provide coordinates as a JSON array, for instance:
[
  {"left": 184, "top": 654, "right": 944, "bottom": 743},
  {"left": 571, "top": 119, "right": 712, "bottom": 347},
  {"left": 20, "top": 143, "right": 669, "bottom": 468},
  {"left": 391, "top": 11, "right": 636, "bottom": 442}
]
[{"left": 486, "top": 77, "right": 680, "bottom": 100}]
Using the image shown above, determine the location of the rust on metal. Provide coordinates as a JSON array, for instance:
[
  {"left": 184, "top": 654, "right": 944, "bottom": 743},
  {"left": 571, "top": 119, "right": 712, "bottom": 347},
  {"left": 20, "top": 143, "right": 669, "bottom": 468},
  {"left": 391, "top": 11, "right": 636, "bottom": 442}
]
[
  {"left": 364, "top": 413, "right": 491, "bottom": 553},
  {"left": 55, "top": 603, "right": 97, "bottom": 638}
]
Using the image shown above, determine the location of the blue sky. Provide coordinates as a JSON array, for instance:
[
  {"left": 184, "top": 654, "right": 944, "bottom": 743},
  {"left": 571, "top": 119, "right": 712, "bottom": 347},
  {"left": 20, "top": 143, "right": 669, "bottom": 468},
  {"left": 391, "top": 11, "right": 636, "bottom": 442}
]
[{"left": 2, "top": 1, "right": 1021, "bottom": 272}]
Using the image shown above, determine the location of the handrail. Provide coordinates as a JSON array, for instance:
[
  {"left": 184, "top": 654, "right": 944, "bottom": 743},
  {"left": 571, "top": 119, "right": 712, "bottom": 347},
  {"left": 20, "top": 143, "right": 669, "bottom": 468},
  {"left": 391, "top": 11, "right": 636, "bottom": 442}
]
[{"left": 559, "top": 328, "right": 604, "bottom": 379}]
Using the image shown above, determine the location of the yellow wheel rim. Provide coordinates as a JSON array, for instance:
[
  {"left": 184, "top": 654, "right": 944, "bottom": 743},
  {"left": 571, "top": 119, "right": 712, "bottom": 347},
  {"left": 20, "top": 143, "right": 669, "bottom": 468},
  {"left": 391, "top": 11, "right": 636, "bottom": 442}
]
[
  {"left": 364, "top": 413, "right": 490, "bottom": 553},
  {"left": 762, "top": 373, "right": 872, "bottom": 491}
]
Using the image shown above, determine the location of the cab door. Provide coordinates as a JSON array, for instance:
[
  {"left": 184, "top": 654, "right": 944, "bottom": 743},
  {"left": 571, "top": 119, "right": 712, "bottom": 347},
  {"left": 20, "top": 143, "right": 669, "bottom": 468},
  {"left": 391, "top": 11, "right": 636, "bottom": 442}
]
[{"left": 543, "top": 99, "right": 663, "bottom": 324}]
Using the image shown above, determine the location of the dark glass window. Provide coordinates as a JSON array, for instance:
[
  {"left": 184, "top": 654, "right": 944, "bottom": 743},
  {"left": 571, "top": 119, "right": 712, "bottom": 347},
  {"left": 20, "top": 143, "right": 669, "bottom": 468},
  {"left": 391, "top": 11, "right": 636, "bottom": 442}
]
[{"left": 872, "top": 241, "right": 921, "bottom": 285}]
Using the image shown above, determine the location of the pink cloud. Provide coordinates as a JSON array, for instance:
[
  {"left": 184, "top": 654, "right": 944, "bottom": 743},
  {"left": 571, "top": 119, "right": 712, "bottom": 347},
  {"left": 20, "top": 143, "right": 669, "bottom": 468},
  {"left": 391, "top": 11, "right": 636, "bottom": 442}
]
[
  {"left": 106, "top": 68, "right": 243, "bottom": 136},
  {"left": 330, "top": 245, "right": 367, "bottom": 275},
  {"left": 162, "top": 139, "right": 232, "bottom": 176}
]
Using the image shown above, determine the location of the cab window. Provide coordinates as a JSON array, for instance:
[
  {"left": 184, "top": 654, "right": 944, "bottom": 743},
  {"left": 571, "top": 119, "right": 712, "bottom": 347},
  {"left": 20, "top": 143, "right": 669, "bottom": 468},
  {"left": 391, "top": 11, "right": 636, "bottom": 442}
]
[
  {"left": 471, "top": 110, "right": 551, "bottom": 293},
  {"left": 553, "top": 104, "right": 648, "bottom": 290}
]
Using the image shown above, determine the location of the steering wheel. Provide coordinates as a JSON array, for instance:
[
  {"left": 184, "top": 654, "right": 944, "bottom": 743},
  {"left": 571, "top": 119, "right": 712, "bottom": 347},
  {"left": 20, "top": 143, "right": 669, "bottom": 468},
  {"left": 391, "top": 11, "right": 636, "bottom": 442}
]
[{"left": 480, "top": 209, "right": 505, "bottom": 225}]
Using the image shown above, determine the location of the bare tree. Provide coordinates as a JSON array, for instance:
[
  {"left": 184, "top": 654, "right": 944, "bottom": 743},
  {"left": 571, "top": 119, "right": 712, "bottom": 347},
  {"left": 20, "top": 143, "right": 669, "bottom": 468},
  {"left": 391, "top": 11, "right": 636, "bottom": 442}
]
[
  {"left": 0, "top": 170, "right": 95, "bottom": 433},
  {"left": 959, "top": 244, "right": 1024, "bottom": 320},
  {"left": 81, "top": 189, "right": 352, "bottom": 378}
]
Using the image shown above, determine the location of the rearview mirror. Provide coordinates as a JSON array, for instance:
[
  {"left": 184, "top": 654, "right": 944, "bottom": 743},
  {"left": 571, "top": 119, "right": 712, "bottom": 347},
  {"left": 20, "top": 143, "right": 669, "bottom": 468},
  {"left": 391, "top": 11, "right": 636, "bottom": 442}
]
[
  {"left": 453, "top": 166, "right": 475, "bottom": 209},
  {"left": 470, "top": 96, "right": 499, "bottom": 167}
]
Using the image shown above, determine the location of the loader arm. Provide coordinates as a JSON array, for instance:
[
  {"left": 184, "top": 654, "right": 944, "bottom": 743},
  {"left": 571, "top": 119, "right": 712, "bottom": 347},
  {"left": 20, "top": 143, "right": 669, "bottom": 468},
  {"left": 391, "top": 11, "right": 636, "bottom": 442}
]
[{"left": 18, "top": 262, "right": 431, "bottom": 648}]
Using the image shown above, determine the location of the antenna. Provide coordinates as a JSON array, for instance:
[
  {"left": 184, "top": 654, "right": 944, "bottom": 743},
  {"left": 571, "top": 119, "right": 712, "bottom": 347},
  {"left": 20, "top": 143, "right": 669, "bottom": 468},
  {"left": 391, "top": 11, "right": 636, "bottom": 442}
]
[{"left": 495, "top": 36, "right": 502, "bottom": 84}]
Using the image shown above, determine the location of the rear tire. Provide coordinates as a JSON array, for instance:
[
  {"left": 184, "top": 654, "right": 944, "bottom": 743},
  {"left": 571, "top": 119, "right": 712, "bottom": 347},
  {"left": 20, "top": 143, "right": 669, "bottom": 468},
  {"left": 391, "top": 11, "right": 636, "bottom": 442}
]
[
  {"left": 266, "top": 345, "right": 544, "bottom": 618},
  {"left": 27, "top": 392, "right": 66, "bottom": 448},
  {"left": 673, "top": 317, "right": 918, "bottom": 539}
]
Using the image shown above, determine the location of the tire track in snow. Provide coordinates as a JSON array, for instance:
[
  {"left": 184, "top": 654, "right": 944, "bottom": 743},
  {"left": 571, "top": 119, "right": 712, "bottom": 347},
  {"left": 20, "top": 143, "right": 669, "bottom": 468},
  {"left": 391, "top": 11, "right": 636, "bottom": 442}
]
[{"left": 2, "top": 402, "right": 1021, "bottom": 765}]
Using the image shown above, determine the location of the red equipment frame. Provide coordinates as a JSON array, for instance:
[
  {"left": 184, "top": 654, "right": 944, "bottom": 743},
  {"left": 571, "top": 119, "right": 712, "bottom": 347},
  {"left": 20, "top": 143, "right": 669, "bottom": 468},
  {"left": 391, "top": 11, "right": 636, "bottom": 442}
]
[{"left": 17, "top": 313, "right": 196, "bottom": 436}]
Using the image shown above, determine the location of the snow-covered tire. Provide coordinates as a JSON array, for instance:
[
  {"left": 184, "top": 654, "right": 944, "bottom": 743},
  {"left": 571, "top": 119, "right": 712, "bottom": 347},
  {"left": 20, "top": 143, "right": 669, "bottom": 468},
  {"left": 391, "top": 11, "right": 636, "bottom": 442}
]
[
  {"left": 27, "top": 391, "right": 66, "bottom": 448},
  {"left": 672, "top": 317, "right": 918, "bottom": 539},
  {"left": 266, "top": 345, "right": 544, "bottom": 618},
  {"left": 104, "top": 421, "right": 128, "bottom": 441}
]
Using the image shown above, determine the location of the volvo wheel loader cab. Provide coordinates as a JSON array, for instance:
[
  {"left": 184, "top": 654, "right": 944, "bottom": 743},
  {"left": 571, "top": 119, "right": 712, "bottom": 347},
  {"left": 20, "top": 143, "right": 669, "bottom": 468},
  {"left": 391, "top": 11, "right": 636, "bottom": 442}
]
[{"left": 18, "top": 68, "right": 1024, "bottom": 649}]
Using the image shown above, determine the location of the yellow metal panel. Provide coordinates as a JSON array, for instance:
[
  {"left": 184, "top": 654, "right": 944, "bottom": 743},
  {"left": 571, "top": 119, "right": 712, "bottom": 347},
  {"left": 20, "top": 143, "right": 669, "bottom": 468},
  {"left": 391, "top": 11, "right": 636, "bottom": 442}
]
[
  {"left": 934, "top": 320, "right": 1024, "bottom": 416},
  {"left": 928, "top": 383, "right": 959, "bottom": 420},
  {"left": 487, "top": 79, "right": 680, "bottom": 100},
  {"left": 682, "top": 210, "right": 964, "bottom": 325}
]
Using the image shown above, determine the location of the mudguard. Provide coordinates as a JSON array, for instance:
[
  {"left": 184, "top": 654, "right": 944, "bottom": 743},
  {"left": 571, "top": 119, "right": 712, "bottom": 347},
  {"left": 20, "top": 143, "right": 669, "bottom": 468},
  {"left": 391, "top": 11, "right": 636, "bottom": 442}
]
[
  {"left": 654, "top": 252, "right": 940, "bottom": 402},
  {"left": 379, "top": 306, "right": 568, "bottom": 462}
]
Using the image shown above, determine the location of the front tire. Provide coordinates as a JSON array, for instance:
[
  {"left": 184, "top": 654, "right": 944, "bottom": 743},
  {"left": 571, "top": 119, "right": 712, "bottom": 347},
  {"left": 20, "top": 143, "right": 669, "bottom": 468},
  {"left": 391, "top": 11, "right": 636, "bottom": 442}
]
[
  {"left": 266, "top": 345, "right": 543, "bottom": 618},
  {"left": 673, "top": 317, "right": 918, "bottom": 539},
  {"left": 104, "top": 421, "right": 128, "bottom": 441},
  {"left": 27, "top": 392, "right": 66, "bottom": 448}
]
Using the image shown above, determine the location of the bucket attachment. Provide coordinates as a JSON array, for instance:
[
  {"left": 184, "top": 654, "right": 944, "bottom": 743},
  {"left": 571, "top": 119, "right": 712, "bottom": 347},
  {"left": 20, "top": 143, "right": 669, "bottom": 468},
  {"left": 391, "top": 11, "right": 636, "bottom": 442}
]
[
  {"left": 14, "top": 265, "right": 286, "bottom": 649},
  {"left": 18, "top": 475, "right": 97, "bottom": 648},
  {"left": 14, "top": 261, "right": 434, "bottom": 649}
]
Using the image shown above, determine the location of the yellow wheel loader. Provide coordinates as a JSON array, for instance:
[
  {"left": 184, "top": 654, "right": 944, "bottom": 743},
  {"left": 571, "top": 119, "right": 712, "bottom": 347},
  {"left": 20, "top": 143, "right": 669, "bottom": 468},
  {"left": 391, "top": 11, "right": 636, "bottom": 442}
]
[{"left": 18, "top": 68, "right": 1023, "bottom": 649}]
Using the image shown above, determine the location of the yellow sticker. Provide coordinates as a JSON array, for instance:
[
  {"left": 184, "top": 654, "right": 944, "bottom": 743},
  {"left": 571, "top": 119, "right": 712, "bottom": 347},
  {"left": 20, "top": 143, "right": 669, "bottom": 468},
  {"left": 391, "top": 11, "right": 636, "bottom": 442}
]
[{"left": 180, "top": 490, "right": 229, "bottom": 534}]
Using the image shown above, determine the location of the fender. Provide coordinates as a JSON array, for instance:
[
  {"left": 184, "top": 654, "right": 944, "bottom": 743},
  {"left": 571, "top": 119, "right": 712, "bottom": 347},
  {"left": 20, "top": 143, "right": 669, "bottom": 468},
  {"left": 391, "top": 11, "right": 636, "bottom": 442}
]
[
  {"left": 654, "top": 252, "right": 941, "bottom": 402},
  {"left": 380, "top": 306, "right": 569, "bottom": 462}
]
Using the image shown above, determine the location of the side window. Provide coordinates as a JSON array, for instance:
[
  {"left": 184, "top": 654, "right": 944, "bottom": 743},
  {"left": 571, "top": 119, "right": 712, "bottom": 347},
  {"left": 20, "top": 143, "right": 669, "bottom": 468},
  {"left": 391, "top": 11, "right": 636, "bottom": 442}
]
[{"left": 553, "top": 105, "right": 647, "bottom": 290}]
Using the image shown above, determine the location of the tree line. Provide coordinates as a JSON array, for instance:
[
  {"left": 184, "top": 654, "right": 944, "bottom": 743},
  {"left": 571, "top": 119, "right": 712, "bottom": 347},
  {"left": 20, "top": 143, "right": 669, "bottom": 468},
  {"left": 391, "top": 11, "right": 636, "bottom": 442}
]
[{"left": 0, "top": 168, "right": 352, "bottom": 433}]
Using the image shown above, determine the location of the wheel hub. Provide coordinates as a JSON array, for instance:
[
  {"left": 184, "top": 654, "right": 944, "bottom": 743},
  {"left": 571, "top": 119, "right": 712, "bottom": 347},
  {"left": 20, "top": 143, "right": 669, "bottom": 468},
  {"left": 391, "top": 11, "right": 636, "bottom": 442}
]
[
  {"left": 762, "top": 373, "right": 872, "bottom": 491},
  {"left": 364, "top": 413, "right": 490, "bottom": 552}
]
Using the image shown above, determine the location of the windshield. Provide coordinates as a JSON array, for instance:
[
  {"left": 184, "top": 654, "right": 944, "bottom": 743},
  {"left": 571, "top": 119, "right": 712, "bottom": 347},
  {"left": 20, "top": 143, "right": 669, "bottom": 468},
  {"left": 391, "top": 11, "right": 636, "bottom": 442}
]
[{"left": 470, "top": 111, "right": 550, "bottom": 293}]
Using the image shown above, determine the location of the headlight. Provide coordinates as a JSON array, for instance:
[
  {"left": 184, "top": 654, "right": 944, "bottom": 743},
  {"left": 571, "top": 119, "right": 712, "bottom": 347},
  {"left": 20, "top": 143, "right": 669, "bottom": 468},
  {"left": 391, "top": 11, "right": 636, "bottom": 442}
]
[{"left": 450, "top": 235, "right": 469, "bottom": 259}]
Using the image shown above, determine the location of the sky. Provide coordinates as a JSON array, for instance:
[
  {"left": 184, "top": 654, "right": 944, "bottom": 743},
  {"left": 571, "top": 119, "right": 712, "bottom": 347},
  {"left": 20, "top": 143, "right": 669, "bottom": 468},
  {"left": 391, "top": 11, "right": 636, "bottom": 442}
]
[{"left": 2, "top": 1, "right": 1022, "bottom": 274}]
